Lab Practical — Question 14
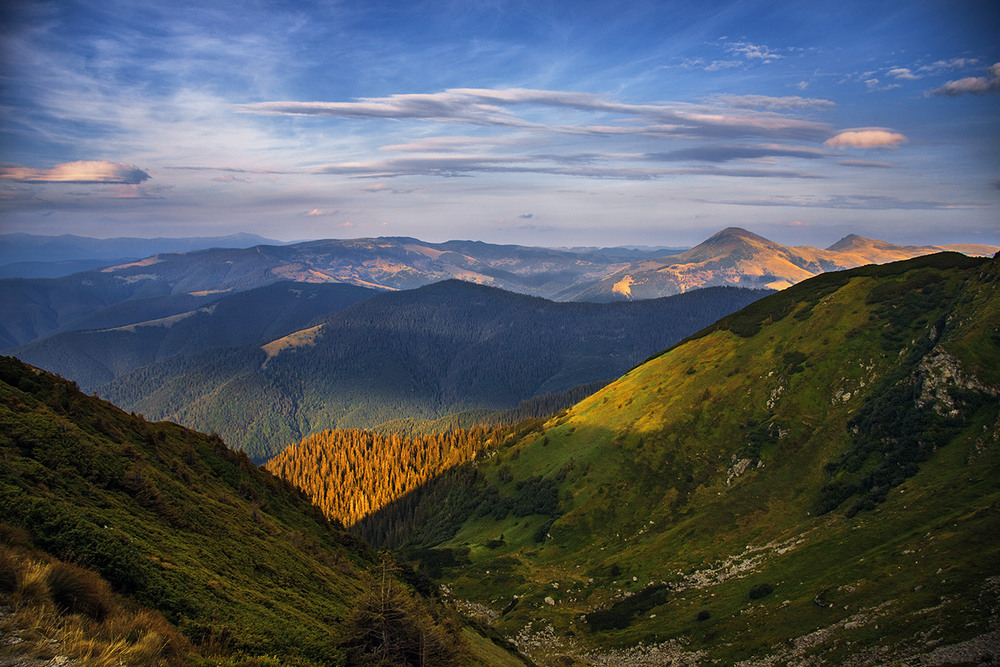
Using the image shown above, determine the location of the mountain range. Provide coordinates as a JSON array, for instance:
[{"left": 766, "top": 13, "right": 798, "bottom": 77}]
[
  {"left": 2, "top": 227, "right": 994, "bottom": 350},
  {"left": 0, "top": 232, "right": 285, "bottom": 279},
  {"left": 15, "top": 281, "right": 767, "bottom": 459}
]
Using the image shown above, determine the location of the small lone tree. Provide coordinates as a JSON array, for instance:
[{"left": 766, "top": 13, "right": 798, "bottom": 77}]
[{"left": 340, "top": 553, "right": 463, "bottom": 666}]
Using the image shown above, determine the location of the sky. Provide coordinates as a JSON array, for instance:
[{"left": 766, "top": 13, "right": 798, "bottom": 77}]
[{"left": 1, "top": 0, "right": 998, "bottom": 248}]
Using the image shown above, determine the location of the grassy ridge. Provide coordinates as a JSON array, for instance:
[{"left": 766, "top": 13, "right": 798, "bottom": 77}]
[{"left": 352, "top": 253, "right": 1000, "bottom": 665}]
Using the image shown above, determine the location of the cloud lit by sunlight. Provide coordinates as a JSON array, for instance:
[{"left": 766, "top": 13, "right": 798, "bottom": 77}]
[
  {"left": 824, "top": 130, "right": 908, "bottom": 149},
  {"left": 1, "top": 161, "right": 151, "bottom": 184}
]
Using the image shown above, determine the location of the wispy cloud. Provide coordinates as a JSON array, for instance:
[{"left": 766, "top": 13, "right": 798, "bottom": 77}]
[
  {"left": 724, "top": 41, "right": 782, "bottom": 64},
  {"left": 309, "top": 153, "right": 821, "bottom": 181},
  {"left": 711, "top": 95, "right": 836, "bottom": 111},
  {"left": 931, "top": 62, "right": 1000, "bottom": 96},
  {"left": 722, "top": 194, "right": 978, "bottom": 211},
  {"left": 886, "top": 67, "right": 919, "bottom": 80},
  {"left": 824, "top": 129, "right": 907, "bottom": 149},
  {"left": 238, "top": 88, "right": 832, "bottom": 141},
  {"left": 359, "top": 184, "right": 414, "bottom": 194},
  {"left": 837, "top": 159, "right": 895, "bottom": 169},
  {"left": 648, "top": 143, "right": 829, "bottom": 163},
  {"left": 0, "top": 161, "right": 151, "bottom": 184}
]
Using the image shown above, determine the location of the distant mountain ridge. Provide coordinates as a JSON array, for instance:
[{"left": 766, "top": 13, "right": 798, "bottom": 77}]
[
  {"left": 562, "top": 227, "right": 999, "bottom": 300},
  {"left": 1, "top": 228, "right": 994, "bottom": 350}
]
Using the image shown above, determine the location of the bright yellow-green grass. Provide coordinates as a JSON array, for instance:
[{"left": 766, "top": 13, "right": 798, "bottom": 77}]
[{"left": 399, "top": 253, "right": 1000, "bottom": 665}]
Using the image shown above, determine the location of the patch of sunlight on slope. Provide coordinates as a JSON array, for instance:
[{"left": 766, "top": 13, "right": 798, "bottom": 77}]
[
  {"left": 261, "top": 324, "right": 324, "bottom": 362},
  {"left": 612, "top": 275, "right": 635, "bottom": 298},
  {"left": 98, "top": 306, "right": 213, "bottom": 333}
]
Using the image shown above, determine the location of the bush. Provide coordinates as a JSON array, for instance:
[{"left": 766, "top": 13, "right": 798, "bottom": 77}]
[
  {"left": 46, "top": 561, "right": 115, "bottom": 621},
  {"left": 748, "top": 583, "right": 774, "bottom": 600},
  {"left": 0, "top": 548, "right": 17, "bottom": 593},
  {"left": 586, "top": 585, "right": 669, "bottom": 632},
  {"left": 696, "top": 610, "right": 711, "bottom": 621}
]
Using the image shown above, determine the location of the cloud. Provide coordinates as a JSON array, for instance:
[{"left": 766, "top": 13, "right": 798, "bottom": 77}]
[
  {"left": 865, "top": 78, "right": 900, "bottom": 92},
  {"left": 650, "top": 143, "right": 829, "bottom": 163},
  {"left": 379, "top": 137, "right": 515, "bottom": 153},
  {"left": 919, "top": 58, "right": 978, "bottom": 73},
  {"left": 838, "top": 159, "right": 894, "bottom": 169},
  {"left": 0, "top": 161, "right": 151, "bottom": 184},
  {"left": 238, "top": 87, "right": 831, "bottom": 141},
  {"left": 887, "top": 67, "right": 919, "bottom": 80},
  {"left": 306, "top": 208, "right": 337, "bottom": 216},
  {"left": 931, "top": 62, "right": 1000, "bottom": 96},
  {"left": 359, "top": 183, "right": 413, "bottom": 194},
  {"left": 824, "top": 129, "right": 908, "bottom": 149},
  {"left": 309, "top": 153, "right": 821, "bottom": 181},
  {"left": 722, "top": 194, "right": 978, "bottom": 211},
  {"left": 725, "top": 41, "right": 782, "bottom": 64},
  {"left": 712, "top": 94, "right": 835, "bottom": 111},
  {"left": 518, "top": 213, "right": 534, "bottom": 219}
]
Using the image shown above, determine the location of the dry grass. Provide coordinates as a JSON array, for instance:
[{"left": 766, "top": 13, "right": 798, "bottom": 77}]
[{"left": 0, "top": 545, "right": 191, "bottom": 666}]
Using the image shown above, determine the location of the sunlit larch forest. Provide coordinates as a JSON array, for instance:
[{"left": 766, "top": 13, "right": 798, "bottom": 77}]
[{"left": 265, "top": 426, "right": 500, "bottom": 526}]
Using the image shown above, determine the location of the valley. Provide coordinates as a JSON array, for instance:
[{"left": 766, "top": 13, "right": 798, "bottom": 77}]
[{"left": 1, "top": 231, "right": 998, "bottom": 666}]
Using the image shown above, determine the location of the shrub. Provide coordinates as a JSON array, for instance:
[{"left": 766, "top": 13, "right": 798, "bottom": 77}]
[
  {"left": 0, "top": 548, "right": 17, "bottom": 593},
  {"left": 696, "top": 610, "right": 711, "bottom": 621},
  {"left": 748, "top": 583, "right": 774, "bottom": 600},
  {"left": 46, "top": 561, "right": 115, "bottom": 621},
  {"left": 586, "top": 585, "right": 669, "bottom": 632}
]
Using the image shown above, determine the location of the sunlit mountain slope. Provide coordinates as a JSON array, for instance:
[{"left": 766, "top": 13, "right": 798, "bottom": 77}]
[{"left": 352, "top": 252, "right": 1000, "bottom": 665}]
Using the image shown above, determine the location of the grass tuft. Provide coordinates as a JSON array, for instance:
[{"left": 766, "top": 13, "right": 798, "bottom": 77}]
[{"left": 46, "top": 561, "right": 115, "bottom": 622}]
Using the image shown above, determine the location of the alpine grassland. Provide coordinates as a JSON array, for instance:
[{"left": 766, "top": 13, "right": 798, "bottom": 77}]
[{"left": 352, "top": 252, "right": 1000, "bottom": 665}]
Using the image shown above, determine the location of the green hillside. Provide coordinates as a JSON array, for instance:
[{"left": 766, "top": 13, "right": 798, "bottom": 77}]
[
  {"left": 355, "top": 252, "right": 1000, "bottom": 665},
  {"left": 0, "top": 356, "right": 527, "bottom": 666}
]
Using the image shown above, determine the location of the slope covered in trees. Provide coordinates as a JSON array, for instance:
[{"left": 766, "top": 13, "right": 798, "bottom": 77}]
[
  {"left": 11, "top": 281, "right": 377, "bottom": 389},
  {"left": 98, "top": 281, "right": 768, "bottom": 459},
  {"left": 0, "top": 356, "right": 526, "bottom": 666},
  {"left": 346, "top": 252, "right": 1000, "bottom": 665},
  {"left": 266, "top": 426, "right": 502, "bottom": 527}
]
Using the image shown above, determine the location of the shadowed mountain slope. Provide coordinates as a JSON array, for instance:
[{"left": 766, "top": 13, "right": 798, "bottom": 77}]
[
  {"left": 11, "top": 282, "right": 377, "bottom": 388},
  {"left": 94, "top": 281, "right": 769, "bottom": 459}
]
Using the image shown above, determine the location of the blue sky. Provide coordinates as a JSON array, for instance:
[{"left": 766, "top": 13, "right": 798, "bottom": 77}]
[{"left": 1, "top": 0, "right": 998, "bottom": 248}]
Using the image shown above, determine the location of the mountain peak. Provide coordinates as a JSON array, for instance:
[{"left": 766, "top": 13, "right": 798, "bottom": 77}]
[
  {"left": 707, "top": 226, "right": 763, "bottom": 241},
  {"left": 826, "top": 233, "right": 879, "bottom": 252}
]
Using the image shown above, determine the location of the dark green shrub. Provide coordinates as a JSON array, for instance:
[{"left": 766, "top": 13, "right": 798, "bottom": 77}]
[
  {"left": 586, "top": 585, "right": 669, "bottom": 632},
  {"left": 696, "top": 610, "right": 711, "bottom": 621},
  {"left": 0, "top": 549, "right": 17, "bottom": 593},
  {"left": 748, "top": 583, "right": 774, "bottom": 600}
]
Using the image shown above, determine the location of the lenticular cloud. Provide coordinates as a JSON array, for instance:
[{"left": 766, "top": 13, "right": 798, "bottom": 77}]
[
  {"left": 0, "top": 161, "right": 151, "bottom": 184},
  {"left": 824, "top": 129, "right": 908, "bottom": 149}
]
